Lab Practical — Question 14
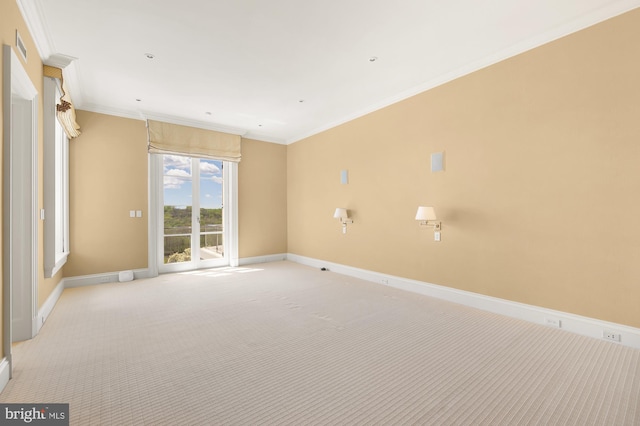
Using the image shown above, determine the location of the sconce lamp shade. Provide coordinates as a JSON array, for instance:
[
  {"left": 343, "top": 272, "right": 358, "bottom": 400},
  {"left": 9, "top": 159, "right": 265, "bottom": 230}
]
[
  {"left": 334, "top": 208, "right": 348, "bottom": 219},
  {"left": 334, "top": 207, "right": 353, "bottom": 233},
  {"left": 415, "top": 206, "right": 437, "bottom": 221}
]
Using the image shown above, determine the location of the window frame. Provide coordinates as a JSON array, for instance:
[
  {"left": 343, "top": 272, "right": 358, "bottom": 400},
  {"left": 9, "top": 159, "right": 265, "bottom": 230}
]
[
  {"left": 43, "top": 76, "right": 70, "bottom": 278},
  {"left": 148, "top": 153, "right": 238, "bottom": 276}
]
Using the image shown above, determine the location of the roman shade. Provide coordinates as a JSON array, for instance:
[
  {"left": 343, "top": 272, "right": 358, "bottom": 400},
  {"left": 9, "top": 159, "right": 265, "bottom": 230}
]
[
  {"left": 147, "top": 120, "right": 241, "bottom": 162},
  {"left": 43, "top": 65, "right": 81, "bottom": 139}
]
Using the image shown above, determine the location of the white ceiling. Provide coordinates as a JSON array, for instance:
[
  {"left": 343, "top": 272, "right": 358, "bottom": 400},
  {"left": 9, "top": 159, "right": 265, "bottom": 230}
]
[{"left": 18, "top": 0, "right": 639, "bottom": 144}]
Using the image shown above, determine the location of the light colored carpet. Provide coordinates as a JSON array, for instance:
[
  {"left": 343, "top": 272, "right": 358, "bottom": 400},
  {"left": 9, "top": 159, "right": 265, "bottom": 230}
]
[{"left": 1, "top": 261, "right": 638, "bottom": 425}]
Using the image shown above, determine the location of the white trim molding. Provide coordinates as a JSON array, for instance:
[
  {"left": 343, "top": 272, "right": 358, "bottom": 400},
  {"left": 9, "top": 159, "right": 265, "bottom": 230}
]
[
  {"left": 15, "top": 0, "right": 54, "bottom": 60},
  {"left": 37, "top": 279, "right": 64, "bottom": 333},
  {"left": 43, "top": 76, "right": 70, "bottom": 278},
  {"left": 286, "top": 0, "right": 640, "bottom": 144},
  {"left": 286, "top": 254, "right": 640, "bottom": 350},
  {"left": 239, "top": 253, "right": 287, "bottom": 266},
  {"left": 0, "top": 357, "right": 10, "bottom": 393},
  {"left": 227, "top": 162, "right": 240, "bottom": 267},
  {"left": 63, "top": 269, "right": 151, "bottom": 288}
]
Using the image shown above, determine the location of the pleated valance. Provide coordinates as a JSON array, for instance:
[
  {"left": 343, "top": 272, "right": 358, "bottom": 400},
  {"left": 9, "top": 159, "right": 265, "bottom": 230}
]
[
  {"left": 147, "top": 120, "right": 241, "bottom": 162},
  {"left": 43, "top": 65, "right": 81, "bottom": 139}
]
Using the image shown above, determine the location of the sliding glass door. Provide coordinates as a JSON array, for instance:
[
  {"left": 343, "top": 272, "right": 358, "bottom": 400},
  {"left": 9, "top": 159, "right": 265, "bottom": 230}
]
[{"left": 160, "top": 154, "right": 229, "bottom": 272}]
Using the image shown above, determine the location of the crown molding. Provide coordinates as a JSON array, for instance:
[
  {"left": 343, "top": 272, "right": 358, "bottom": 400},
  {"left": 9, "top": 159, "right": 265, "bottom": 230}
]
[
  {"left": 78, "top": 103, "right": 287, "bottom": 144},
  {"left": 141, "top": 112, "right": 247, "bottom": 136},
  {"left": 239, "top": 131, "right": 287, "bottom": 145},
  {"left": 44, "top": 53, "right": 77, "bottom": 69},
  {"left": 77, "top": 103, "right": 147, "bottom": 122},
  {"left": 287, "top": 1, "right": 640, "bottom": 144},
  {"left": 17, "top": 0, "right": 85, "bottom": 106},
  {"left": 80, "top": 103, "right": 287, "bottom": 144},
  {"left": 19, "top": 0, "right": 640, "bottom": 146},
  {"left": 16, "top": 0, "right": 54, "bottom": 60}
]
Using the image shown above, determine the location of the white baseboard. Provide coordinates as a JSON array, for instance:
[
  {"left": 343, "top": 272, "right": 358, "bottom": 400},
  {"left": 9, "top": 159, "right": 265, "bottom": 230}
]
[
  {"left": 37, "top": 279, "right": 65, "bottom": 333},
  {"left": 133, "top": 269, "right": 153, "bottom": 280},
  {"left": 0, "top": 357, "right": 10, "bottom": 393},
  {"left": 239, "top": 253, "right": 287, "bottom": 266},
  {"left": 286, "top": 253, "right": 640, "bottom": 350},
  {"left": 63, "top": 259, "right": 287, "bottom": 287},
  {"left": 63, "top": 268, "right": 150, "bottom": 288}
]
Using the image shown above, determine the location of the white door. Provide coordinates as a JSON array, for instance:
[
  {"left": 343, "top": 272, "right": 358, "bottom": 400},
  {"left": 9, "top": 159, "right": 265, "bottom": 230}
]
[
  {"left": 10, "top": 97, "right": 37, "bottom": 343},
  {"left": 3, "top": 46, "right": 38, "bottom": 352},
  {"left": 158, "top": 154, "right": 232, "bottom": 272}
]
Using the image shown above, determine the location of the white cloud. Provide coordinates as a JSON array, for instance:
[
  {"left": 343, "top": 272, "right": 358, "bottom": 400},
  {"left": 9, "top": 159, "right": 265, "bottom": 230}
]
[
  {"left": 162, "top": 157, "right": 221, "bottom": 190},
  {"left": 163, "top": 155, "right": 190, "bottom": 172},
  {"left": 205, "top": 194, "right": 211, "bottom": 198},
  {"left": 163, "top": 168, "right": 191, "bottom": 189},
  {"left": 200, "top": 162, "right": 221, "bottom": 175},
  {"left": 163, "top": 176, "right": 185, "bottom": 189},
  {"left": 166, "top": 168, "right": 191, "bottom": 177}
]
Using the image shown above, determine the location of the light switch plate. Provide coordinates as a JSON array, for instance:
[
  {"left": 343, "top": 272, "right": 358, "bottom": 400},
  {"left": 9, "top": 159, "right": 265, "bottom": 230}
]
[
  {"left": 431, "top": 152, "right": 444, "bottom": 172},
  {"left": 340, "top": 169, "right": 349, "bottom": 184},
  {"left": 136, "top": 210, "right": 142, "bottom": 218},
  {"left": 434, "top": 231, "right": 441, "bottom": 242},
  {"left": 129, "top": 210, "right": 135, "bottom": 218}
]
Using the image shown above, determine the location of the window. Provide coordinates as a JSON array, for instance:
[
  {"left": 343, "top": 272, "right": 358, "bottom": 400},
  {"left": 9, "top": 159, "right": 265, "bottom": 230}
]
[{"left": 43, "top": 77, "right": 70, "bottom": 278}]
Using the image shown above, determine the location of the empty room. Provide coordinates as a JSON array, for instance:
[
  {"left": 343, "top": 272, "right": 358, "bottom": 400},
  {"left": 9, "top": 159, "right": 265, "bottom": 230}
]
[{"left": 1, "top": 0, "right": 639, "bottom": 424}]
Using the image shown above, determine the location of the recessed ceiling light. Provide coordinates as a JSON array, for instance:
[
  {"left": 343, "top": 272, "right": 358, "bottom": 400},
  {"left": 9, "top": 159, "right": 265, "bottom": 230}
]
[
  {"left": 258, "top": 124, "right": 263, "bottom": 127},
  {"left": 144, "top": 53, "right": 155, "bottom": 59},
  {"left": 369, "top": 56, "right": 378, "bottom": 62},
  {"left": 205, "top": 111, "right": 212, "bottom": 115},
  {"left": 135, "top": 98, "right": 142, "bottom": 102},
  {"left": 298, "top": 99, "right": 305, "bottom": 103}
]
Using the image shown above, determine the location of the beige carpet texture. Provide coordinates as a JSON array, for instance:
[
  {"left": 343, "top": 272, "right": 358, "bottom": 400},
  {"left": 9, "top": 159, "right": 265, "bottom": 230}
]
[{"left": 1, "top": 261, "right": 638, "bottom": 425}]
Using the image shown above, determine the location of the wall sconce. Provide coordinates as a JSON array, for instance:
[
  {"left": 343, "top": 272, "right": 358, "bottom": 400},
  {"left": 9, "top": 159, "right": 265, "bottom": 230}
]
[
  {"left": 334, "top": 208, "right": 353, "bottom": 233},
  {"left": 415, "top": 206, "right": 441, "bottom": 231}
]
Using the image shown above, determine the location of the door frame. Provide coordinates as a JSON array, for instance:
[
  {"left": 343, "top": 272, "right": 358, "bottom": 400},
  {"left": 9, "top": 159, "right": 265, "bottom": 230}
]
[
  {"left": 3, "top": 45, "right": 39, "bottom": 374},
  {"left": 149, "top": 154, "right": 238, "bottom": 276}
]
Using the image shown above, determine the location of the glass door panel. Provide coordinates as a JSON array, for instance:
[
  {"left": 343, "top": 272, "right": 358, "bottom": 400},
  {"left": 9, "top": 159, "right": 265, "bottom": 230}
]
[
  {"left": 163, "top": 155, "right": 193, "bottom": 264},
  {"left": 199, "top": 159, "right": 224, "bottom": 260}
]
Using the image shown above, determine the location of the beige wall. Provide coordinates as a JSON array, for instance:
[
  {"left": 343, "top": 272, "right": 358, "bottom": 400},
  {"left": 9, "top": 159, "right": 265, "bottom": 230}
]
[
  {"left": 66, "top": 115, "right": 287, "bottom": 274},
  {"left": 287, "top": 9, "right": 640, "bottom": 328},
  {"left": 66, "top": 111, "right": 149, "bottom": 276},
  {"left": 239, "top": 138, "right": 287, "bottom": 258},
  {"left": 2, "top": 1, "right": 638, "bottom": 350}
]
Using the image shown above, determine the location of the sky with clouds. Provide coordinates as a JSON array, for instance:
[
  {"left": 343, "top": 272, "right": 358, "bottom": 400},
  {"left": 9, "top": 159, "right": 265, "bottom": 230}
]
[{"left": 163, "top": 155, "right": 223, "bottom": 209}]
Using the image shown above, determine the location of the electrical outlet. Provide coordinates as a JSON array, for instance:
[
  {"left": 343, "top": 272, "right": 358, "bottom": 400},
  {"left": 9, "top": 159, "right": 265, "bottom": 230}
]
[
  {"left": 545, "top": 317, "right": 561, "bottom": 328},
  {"left": 381, "top": 279, "right": 389, "bottom": 285},
  {"left": 603, "top": 331, "right": 621, "bottom": 342}
]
